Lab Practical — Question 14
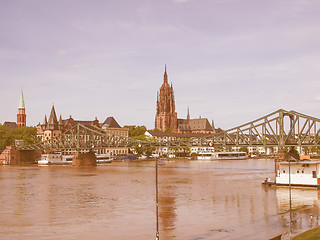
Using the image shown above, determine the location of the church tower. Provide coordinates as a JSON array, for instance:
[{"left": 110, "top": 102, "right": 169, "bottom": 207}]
[
  {"left": 42, "top": 105, "right": 62, "bottom": 141},
  {"left": 17, "top": 90, "right": 26, "bottom": 127},
  {"left": 155, "top": 65, "right": 178, "bottom": 131}
]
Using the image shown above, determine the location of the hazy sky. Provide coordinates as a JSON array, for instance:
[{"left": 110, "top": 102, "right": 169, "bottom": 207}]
[{"left": 1, "top": 0, "right": 320, "bottom": 130}]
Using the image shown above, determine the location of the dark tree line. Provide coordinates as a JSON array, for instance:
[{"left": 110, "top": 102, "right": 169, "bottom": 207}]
[{"left": 0, "top": 125, "right": 40, "bottom": 150}]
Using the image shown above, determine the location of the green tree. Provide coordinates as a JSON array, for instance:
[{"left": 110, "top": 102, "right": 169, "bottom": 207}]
[
  {"left": 239, "top": 147, "right": 248, "bottom": 153},
  {"left": 134, "top": 145, "right": 155, "bottom": 157},
  {"left": 124, "top": 125, "right": 147, "bottom": 139},
  {"left": 288, "top": 146, "right": 299, "bottom": 160},
  {"left": 0, "top": 125, "right": 40, "bottom": 150},
  {"left": 225, "top": 146, "right": 232, "bottom": 152},
  {"left": 165, "top": 128, "right": 172, "bottom": 133}
]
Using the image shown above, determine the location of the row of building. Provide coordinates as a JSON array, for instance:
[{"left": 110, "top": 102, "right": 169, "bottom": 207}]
[
  {"left": 2, "top": 66, "right": 278, "bottom": 158},
  {"left": 6, "top": 66, "right": 285, "bottom": 158},
  {"left": 37, "top": 105, "right": 129, "bottom": 156},
  {"left": 1, "top": 90, "right": 130, "bottom": 156}
]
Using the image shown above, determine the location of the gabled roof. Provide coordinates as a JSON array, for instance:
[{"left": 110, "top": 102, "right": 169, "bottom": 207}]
[
  {"left": 177, "top": 118, "right": 213, "bottom": 132},
  {"left": 103, "top": 117, "right": 121, "bottom": 128},
  {"left": 188, "top": 118, "right": 212, "bottom": 131},
  {"left": 3, "top": 122, "right": 17, "bottom": 130},
  {"left": 178, "top": 124, "right": 191, "bottom": 131},
  {"left": 62, "top": 117, "right": 100, "bottom": 128}
]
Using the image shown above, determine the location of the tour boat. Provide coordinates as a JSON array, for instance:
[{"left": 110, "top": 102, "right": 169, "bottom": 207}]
[
  {"left": 275, "top": 160, "right": 320, "bottom": 187},
  {"left": 96, "top": 154, "right": 114, "bottom": 163},
  {"left": 38, "top": 152, "right": 73, "bottom": 165},
  {"left": 197, "top": 151, "right": 248, "bottom": 160}
]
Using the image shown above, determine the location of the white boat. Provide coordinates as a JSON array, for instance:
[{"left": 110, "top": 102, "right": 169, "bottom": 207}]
[
  {"left": 38, "top": 152, "right": 73, "bottom": 165},
  {"left": 96, "top": 154, "right": 114, "bottom": 163},
  {"left": 275, "top": 160, "right": 320, "bottom": 187},
  {"left": 197, "top": 151, "right": 248, "bottom": 160}
]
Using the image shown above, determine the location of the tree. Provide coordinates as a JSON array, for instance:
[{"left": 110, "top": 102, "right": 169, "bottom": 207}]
[
  {"left": 288, "top": 146, "right": 299, "bottom": 160},
  {"left": 0, "top": 125, "right": 40, "bottom": 150},
  {"left": 124, "top": 125, "right": 147, "bottom": 139},
  {"left": 239, "top": 147, "right": 248, "bottom": 153},
  {"left": 133, "top": 145, "right": 155, "bottom": 157},
  {"left": 165, "top": 128, "right": 172, "bottom": 133},
  {"left": 225, "top": 146, "right": 232, "bottom": 152}
]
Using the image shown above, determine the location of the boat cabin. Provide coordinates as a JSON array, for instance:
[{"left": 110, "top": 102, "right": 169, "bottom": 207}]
[
  {"left": 275, "top": 160, "right": 320, "bottom": 187},
  {"left": 197, "top": 151, "right": 247, "bottom": 160}
]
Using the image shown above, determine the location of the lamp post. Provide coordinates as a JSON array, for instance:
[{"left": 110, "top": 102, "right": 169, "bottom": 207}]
[
  {"left": 288, "top": 155, "right": 292, "bottom": 236},
  {"left": 155, "top": 158, "right": 166, "bottom": 240},
  {"left": 156, "top": 158, "right": 159, "bottom": 240}
]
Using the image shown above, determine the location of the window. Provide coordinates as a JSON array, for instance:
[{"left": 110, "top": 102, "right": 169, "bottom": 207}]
[
  {"left": 302, "top": 170, "right": 304, "bottom": 173},
  {"left": 297, "top": 170, "right": 299, "bottom": 173},
  {"left": 312, "top": 171, "right": 317, "bottom": 178},
  {"left": 283, "top": 170, "right": 285, "bottom": 173}
]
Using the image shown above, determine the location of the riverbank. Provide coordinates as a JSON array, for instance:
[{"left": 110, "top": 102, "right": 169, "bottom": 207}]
[{"left": 293, "top": 227, "right": 320, "bottom": 239}]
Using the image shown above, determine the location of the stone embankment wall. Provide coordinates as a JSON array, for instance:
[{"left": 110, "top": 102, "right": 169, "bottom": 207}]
[
  {"left": 72, "top": 151, "right": 97, "bottom": 166},
  {"left": 0, "top": 146, "right": 41, "bottom": 164}
]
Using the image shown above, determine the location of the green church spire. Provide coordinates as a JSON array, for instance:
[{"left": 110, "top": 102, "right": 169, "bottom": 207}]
[{"left": 18, "top": 89, "right": 25, "bottom": 109}]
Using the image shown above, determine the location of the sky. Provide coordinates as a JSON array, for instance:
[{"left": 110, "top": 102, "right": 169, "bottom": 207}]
[{"left": 1, "top": 0, "right": 320, "bottom": 130}]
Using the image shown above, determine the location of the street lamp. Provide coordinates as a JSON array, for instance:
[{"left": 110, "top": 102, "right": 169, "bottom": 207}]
[{"left": 155, "top": 158, "right": 166, "bottom": 240}]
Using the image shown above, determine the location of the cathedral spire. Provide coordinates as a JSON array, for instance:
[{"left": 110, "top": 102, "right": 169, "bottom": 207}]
[{"left": 164, "top": 64, "right": 168, "bottom": 83}]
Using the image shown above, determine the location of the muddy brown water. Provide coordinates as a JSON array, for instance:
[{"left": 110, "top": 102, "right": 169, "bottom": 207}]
[{"left": 0, "top": 159, "right": 319, "bottom": 240}]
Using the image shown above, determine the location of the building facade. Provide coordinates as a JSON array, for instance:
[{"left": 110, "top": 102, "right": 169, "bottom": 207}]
[{"left": 38, "top": 105, "right": 129, "bottom": 156}]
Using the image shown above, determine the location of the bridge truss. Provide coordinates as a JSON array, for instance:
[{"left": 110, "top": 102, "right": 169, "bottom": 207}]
[
  {"left": 19, "top": 109, "right": 320, "bottom": 151},
  {"left": 210, "top": 109, "right": 320, "bottom": 149},
  {"left": 19, "top": 123, "right": 190, "bottom": 151}
]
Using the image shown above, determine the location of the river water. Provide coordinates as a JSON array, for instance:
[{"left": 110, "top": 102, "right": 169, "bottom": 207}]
[{"left": 0, "top": 159, "right": 319, "bottom": 240}]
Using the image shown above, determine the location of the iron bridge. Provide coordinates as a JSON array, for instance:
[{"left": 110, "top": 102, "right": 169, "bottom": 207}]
[{"left": 18, "top": 109, "right": 320, "bottom": 151}]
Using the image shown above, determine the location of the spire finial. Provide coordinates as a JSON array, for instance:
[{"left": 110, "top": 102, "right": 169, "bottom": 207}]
[
  {"left": 18, "top": 89, "right": 25, "bottom": 109},
  {"left": 164, "top": 64, "right": 168, "bottom": 83}
]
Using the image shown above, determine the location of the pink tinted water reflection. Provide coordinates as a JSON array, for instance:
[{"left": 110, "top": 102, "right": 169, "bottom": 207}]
[{"left": 0, "top": 159, "right": 319, "bottom": 240}]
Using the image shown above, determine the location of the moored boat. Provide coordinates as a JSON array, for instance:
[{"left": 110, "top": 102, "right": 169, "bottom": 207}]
[
  {"left": 38, "top": 152, "right": 73, "bottom": 165},
  {"left": 275, "top": 159, "right": 320, "bottom": 187},
  {"left": 96, "top": 154, "right": 114, "bottom": 163},
  {"left": 197, "top": 151, "right": 248, "bottom": 160}
]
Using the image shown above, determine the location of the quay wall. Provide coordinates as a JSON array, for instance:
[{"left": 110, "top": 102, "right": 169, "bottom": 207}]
[
  {"left": 0, "top": 146, "right": 41, "bottom": 164},
  {"left": 72, "top": 151, "right": 97, "bottom": 166}
]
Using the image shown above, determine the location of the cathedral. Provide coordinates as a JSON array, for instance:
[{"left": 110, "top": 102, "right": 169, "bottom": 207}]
[
  {"left": 155, "top": 65, "right": 178, "bottom": 131},
  {"left": 155, "top": 66, "right": 214, "bottom": 134}
]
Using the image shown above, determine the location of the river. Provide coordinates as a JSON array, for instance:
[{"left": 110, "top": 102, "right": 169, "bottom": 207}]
[{"left": 0, "top": 159, "right": 319, "bottom": 239}]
